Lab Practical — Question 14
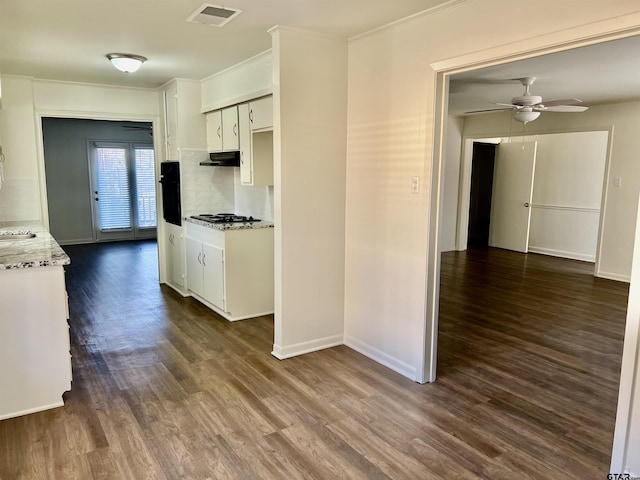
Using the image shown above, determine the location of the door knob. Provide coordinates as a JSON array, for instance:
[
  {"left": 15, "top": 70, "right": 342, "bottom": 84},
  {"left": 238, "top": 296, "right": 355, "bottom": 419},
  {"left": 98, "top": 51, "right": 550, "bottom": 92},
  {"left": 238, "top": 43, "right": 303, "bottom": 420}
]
[{"left": 524, "top": 202, "right": 530, "bottom": 207}]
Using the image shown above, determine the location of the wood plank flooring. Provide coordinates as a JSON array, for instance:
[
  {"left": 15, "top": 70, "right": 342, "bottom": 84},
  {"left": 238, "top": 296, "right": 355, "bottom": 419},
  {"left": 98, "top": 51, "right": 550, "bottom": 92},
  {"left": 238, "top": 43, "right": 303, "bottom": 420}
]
[{"left": 0, "top": 242, "right": 629, "bottom": 479}]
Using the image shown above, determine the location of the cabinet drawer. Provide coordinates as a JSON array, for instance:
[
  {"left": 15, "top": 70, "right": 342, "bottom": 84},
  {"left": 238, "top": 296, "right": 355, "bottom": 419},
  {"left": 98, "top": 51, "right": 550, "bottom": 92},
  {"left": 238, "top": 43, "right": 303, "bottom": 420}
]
[{"left": 185, "top": 222, "right": 225, "bottom": 248}]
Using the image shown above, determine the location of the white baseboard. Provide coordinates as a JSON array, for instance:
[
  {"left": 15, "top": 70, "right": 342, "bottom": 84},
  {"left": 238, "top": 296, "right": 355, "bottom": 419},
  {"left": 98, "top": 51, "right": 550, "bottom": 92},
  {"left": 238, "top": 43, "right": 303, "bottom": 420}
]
[
  {"left": 528, "top": 246, "right": 595, "bottom": 263},
  {"left": 272, "top": 334, "right": 344, "bottom": 359},
  {"left": 58, "top": 238, "right": 95, "bottom": 246},
  {"left": 597, "top": 270, "right": 630, "bottom": 283},
  {"left": 0, "top": 401, "right": 64, "bottom": 421},
  {"left": 344, "top": 335, "right": 417, "bottom": 381}
]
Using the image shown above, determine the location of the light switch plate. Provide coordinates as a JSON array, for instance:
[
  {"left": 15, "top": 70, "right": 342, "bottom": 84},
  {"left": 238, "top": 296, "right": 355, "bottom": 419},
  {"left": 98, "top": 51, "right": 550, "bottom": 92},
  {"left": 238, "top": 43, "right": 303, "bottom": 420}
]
[
  {"left": 614, "top": 177, "right": 622, "bottom": 188},
  {"left": 411, "top": 176, "right": 420, "bottom": 194}
]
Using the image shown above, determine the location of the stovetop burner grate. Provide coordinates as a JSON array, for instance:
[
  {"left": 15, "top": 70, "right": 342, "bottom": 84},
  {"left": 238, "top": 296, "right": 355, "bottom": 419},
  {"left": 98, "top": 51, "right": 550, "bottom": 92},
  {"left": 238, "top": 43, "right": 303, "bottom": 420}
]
[{"left": 190, "top": 213, "right": 260, "bottom": 224}]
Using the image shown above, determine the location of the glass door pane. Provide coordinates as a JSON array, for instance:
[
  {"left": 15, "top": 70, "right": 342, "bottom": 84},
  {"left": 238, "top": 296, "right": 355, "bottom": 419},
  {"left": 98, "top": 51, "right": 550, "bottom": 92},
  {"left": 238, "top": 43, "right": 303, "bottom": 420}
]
[
  {"left": 133, "top": 146, "right": 157, "bottom": 238},
  {"left": 90, "top": 142, "right": 157, "bottom": 242},
  {"left": 96, "top": 147, "right": 132, "bottom": 228}
]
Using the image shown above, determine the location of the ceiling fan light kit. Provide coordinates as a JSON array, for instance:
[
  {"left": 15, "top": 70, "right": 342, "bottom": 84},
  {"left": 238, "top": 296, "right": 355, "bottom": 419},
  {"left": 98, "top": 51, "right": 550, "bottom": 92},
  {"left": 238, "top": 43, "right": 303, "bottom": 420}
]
[
  {"left": 465, "top": 76, "right": 588, "bottom": 124},
  {"left": 512, "top": 109, "right": 540, "bottom": 124}
]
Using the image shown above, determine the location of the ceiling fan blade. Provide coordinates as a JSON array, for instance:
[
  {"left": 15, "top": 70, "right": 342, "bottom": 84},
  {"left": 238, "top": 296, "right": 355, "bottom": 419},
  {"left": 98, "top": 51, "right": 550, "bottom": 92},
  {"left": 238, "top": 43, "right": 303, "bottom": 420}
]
[
  {"left": 535, "top": 105, "right": 588, "bottom": 112},
  {"left": 538, "top": 98, "right": 583, "bottom": 107},
  {"left": 464, "top": 107, "right": 512, "bottom": 114},
  {"left": 490, "top": 102, "right": 518, "bottom": 108}
]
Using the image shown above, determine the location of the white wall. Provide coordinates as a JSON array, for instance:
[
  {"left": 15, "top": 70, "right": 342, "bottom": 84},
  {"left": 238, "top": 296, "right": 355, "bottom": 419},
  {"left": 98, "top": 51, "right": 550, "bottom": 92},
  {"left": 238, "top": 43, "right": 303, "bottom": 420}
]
[
  {"left": 0, "top": 76, "right": 41, "bottom": 221},
  {"left": 527, "top": 131, "right": 608, "bottom": 262},
  {"left": 201, "top": 50, "right": 272, "bottom": 113},
  {"left": 33, "top": 80, "right": 159, "bottom": 117},
  {"left": 463, "top": 101, "right": 639, "bottom": 281},
  {"left": 271, "top": 27, "right": 348, "bottom": 358},
  {"left": 440, "top": 116, "right": 463, "bottom": 252},
  {"left": 345, "top": 18, "right": 434, "bottom": 380}
]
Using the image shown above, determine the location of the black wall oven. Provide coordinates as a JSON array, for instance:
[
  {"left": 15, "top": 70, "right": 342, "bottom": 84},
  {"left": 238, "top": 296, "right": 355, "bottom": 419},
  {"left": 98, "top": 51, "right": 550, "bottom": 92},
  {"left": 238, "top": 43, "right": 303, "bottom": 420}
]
[{"left": 159, "top": 161, "right": 181, "bottom": 226}]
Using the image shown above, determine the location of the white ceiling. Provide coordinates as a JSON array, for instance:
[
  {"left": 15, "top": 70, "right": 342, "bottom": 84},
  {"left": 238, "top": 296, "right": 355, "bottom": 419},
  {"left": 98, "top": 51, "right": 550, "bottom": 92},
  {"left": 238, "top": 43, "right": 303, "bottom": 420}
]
[
  {"left": 0, "top": 0, "right": 449, "bottom": 88},
  {"left": 449, "top": 35, "right": 640, "bottom": 116}
]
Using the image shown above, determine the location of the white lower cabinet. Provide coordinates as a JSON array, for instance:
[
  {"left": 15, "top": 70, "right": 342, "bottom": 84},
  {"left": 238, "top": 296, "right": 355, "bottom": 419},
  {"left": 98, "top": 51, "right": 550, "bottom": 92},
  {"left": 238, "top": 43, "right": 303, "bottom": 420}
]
[
  {"left": 202, "top": 243, "right": 224, "bottom": 309},
  {"left": 0, "top": 266, "right": 72, "bottom": 420},
  {"left": 166, "top": 222, "right": 184, "bottom": 288},
  {"left": 186, "top": 221, "right": 274, "bottom": 321},
  {"left": 186, "top": 236, "right": 225, "bottom": 310}
]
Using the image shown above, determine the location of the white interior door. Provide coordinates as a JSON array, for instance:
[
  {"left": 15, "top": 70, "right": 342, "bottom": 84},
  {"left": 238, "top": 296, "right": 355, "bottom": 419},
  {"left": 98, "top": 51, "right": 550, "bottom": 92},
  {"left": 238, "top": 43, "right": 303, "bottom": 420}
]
[{"left": 489, "top": 141, "right": 537, "bottom": 253}]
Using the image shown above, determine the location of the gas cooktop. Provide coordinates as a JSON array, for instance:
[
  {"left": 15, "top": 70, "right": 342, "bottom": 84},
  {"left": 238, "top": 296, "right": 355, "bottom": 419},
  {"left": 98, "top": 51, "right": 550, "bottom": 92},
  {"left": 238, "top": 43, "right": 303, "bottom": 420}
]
[{"left": 190, "top": 213, "right": 261, "bottom": 224}]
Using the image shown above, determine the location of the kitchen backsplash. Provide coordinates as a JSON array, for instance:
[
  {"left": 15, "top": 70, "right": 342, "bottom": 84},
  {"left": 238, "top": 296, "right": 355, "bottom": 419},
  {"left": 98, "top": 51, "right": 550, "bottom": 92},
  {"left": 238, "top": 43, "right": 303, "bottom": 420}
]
[
  {"left": 180, "top": 149, "right": 234, "bottom": 216},
  {"left": 178, "top": 149, "right": 273, "bottom": 221},
  {"left": 233, "top": 169, "right": 274, "bottom": 222}
]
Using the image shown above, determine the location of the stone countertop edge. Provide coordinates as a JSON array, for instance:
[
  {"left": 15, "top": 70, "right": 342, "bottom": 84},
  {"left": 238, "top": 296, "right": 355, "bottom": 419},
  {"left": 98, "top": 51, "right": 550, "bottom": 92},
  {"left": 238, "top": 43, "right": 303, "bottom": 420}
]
[
  {"left": 184, "top": 217, "right": 275, "bottom": 231},
  {"left": 0, "top": 222, "right": 71, "bottom": 270}
]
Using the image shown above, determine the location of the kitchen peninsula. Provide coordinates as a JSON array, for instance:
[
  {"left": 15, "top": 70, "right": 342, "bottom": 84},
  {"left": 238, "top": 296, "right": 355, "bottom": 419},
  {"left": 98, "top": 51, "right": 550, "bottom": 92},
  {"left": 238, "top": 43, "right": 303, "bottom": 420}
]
[{"left": 0, "top": 223, "right": 72, "bottom": 420}]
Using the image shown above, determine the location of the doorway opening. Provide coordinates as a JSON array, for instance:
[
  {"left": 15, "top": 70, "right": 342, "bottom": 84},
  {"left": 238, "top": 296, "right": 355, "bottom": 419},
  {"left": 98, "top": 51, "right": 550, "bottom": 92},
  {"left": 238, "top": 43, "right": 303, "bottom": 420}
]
[
  {"left": 427, "top": 32, "right": 640, "bottom": 473},
  {"left": 467, "top": 142, "right": 496, "bottom": 248},
  {"left": 42, "top": 117, "right": 156, "bottom": 245}
]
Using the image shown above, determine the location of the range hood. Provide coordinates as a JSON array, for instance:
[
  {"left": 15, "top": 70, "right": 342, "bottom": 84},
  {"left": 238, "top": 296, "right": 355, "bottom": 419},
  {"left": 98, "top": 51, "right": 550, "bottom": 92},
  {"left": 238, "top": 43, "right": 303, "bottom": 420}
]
[{"left": 199, "top": 151, "right": 240, "bottom": 167}]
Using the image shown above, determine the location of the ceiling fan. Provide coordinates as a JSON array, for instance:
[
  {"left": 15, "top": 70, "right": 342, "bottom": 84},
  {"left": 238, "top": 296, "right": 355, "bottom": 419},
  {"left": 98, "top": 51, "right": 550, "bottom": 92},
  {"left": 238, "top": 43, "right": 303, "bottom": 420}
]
[
  {"left": 466, "top": 77, "right": 588, "bottom": 124},
  {"left": 122, "top": 124, "right": 153, "bottom": 137}
]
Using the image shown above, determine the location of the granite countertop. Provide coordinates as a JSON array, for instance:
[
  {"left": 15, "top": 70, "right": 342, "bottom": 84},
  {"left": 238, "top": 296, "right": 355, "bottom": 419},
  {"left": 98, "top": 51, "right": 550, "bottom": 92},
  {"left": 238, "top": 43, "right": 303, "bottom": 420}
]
[
  {"left": 185, "top": 217, "right": 274, "bottom": 231},
  {"left": 0, "top": 222, "right": 71, "bottom": 270}
]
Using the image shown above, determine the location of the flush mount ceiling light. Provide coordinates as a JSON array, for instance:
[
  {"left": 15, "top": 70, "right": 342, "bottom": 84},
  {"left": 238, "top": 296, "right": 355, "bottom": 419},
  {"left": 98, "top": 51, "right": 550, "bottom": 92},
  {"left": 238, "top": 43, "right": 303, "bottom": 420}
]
[{"left": 106, "top": 53, "right": 147, "bottom": 73}]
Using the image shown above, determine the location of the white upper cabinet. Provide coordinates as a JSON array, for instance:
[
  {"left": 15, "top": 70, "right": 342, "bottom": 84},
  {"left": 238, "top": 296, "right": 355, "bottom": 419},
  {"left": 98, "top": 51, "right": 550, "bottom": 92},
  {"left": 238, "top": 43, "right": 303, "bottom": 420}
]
[
  {"left": 249, "top": 96, "right": 273, "bottom": 131},
  {"left": 164, "top": 83, "right": 179, "bottom": 160},
  {"left": 162, "top": 79, "right": 207, "bottom": 159},
  {"left": 239, "top": 103, "right": 273, "bottom": 186},
  {"left": 222, "top": 106, "right": 239, "bottom": 151},
  {"left": 207, "top": 106, "right": 240, "bottom": 152},
  {"left": 239, "top": 103, "right": 252, "bottom": 184},
  {"left": 206, "top": 110, "right": 222, "bottom": 152}
]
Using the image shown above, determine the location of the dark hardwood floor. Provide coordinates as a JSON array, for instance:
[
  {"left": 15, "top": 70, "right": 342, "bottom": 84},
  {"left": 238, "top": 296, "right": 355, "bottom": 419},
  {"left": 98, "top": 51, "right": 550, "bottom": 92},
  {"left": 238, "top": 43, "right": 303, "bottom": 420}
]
[{"left": 0, "top": 242, "right": 629, "bottom": 479}]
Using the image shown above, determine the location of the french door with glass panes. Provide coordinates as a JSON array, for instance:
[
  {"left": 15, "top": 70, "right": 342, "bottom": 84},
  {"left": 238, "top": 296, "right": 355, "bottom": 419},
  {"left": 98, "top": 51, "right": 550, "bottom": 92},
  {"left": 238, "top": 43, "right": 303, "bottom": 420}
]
[{"left": 89, "top": 142, "right": 157, "bottom": 241}]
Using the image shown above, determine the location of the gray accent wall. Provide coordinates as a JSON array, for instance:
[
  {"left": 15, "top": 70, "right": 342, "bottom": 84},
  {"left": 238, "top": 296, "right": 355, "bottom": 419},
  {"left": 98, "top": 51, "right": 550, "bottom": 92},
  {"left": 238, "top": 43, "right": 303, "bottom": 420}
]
[{"left": 42, "top": 118, "right": 153, "bottom": 244}]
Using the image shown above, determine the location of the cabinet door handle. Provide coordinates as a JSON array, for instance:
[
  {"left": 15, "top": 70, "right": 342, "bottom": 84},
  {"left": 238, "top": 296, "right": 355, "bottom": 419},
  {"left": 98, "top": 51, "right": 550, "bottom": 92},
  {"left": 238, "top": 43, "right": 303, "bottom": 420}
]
[
  {"left": 233, "top": 124, "right": 238, "bottom": 136},
  {"left": 202, "top": 253, "right": 206, "bottom": 267},
  {"left": 249, "top": 109, "right": 254, "bottom": 123},
  {"left": 197, "top": 252, "right": 202, "bottom": 264},
  {"left": 217, "top": 126, "right": 221, "bottom": 139}
]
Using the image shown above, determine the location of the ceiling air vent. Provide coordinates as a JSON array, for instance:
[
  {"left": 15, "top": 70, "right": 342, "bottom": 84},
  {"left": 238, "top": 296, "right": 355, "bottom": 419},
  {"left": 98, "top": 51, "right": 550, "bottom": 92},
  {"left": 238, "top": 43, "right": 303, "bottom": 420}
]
[{"left": 187, "top": 3, "right": 242, "bottom": 27}]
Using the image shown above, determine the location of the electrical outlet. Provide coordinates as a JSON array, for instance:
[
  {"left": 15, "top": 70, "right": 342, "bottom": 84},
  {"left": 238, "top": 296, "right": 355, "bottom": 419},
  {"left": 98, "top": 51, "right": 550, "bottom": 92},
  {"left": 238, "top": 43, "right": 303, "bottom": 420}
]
[
  {"left": 614, "top": 177, "right": 622, "bottom": 188},
  {"left": 411, "top": 176, "right": 420, "bottom": 194}
]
